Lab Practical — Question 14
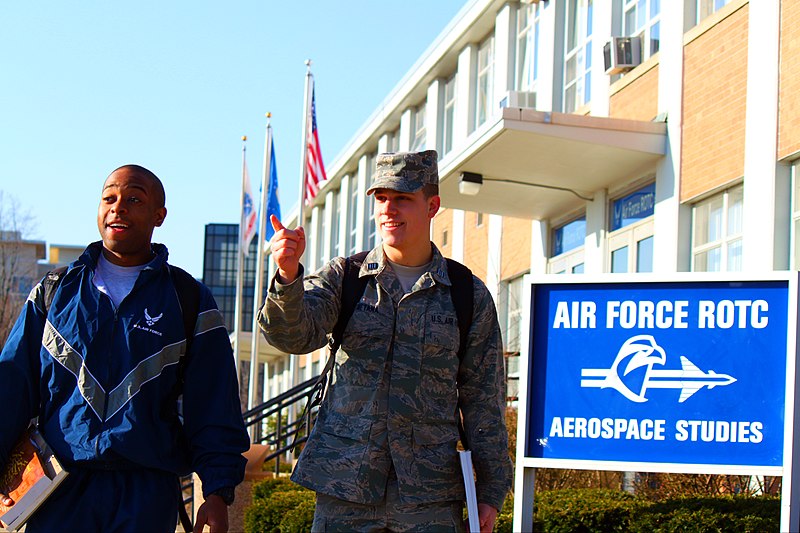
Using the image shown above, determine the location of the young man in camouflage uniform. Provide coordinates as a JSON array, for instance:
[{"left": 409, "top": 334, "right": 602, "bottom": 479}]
[{"left": 261, "top": 150, "right": 512, "bottom": 532}]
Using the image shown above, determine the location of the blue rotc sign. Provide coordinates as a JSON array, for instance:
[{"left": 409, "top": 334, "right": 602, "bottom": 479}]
[{"left": 525, "top": 276, "right": 794, "bottom": 471}]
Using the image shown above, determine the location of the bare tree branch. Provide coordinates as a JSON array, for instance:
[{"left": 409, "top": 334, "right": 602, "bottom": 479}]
[{"left": 0, "top": 191, "right": 39, "bottom": 348}]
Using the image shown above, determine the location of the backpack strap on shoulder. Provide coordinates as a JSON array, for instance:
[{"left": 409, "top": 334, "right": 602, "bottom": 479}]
[
  {"left": 330, "top": 251, "right": 370, "bottom": 354},
  {"left": 166, "top": 265, "right": 200, "bottom": 533},
  {"left": 292, "top": 252, "right": 370, "bottom": 451},
  {"left": 167, "top": 265, "right": 201, "bottom": 387},
  {"left": 445, "top": 258, "right": 475, "bottom": 450},
  {"left": 445, "top": 258, "right": 474, "bottom": 363},
  {"left": 42, "top": 265, "right": 68, "bottom": 314}
]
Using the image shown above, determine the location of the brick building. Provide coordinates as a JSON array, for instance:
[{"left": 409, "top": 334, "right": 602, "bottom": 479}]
[{"left": 253, "top": 0, "right": 793, "bottom": 407}]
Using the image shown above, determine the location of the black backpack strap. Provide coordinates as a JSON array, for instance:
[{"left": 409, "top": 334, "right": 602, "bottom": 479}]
[
  {"left": 330, "top": 251, "right": 370, "bottom": 354},
  {"left": 445, "top": 259, "right": 474, "bottom": 363},
  {"left": 42, "top": 266, "right": 68, "bottom": 314},
  {"left": 445, "top": 258, "right": 475, "bottom": 449},
  {"left": 166, "top": 265, "right": 200, "bottom": 533},
  {"left": 168, "top": 265, "right": 201, "bottom": 378},
  {"left": 292, "top": 252, "right": 370, "bottom": 451}
]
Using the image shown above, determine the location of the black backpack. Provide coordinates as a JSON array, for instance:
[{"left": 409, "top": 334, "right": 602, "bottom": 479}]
[{"left": 298, "top": 252, "right": 475, "bottom": 447}]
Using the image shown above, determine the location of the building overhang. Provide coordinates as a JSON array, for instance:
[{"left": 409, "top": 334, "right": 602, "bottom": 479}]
[
  {"left": 438, "top": 108, "right": 668, "bottom": 220},
  {"left": 229, "top": 331, "right": 289, "bottom": 365}
]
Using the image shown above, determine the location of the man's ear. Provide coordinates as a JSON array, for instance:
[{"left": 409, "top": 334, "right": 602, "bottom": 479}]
[
  {"left": 428, "top": 195, "right": 440, "bottom": 219},
  {"left": 154, "top": 207, "right": 167, "bottom": 227},
  {"left": 428, "top": 195, "right": 442, "bottom": 218}
]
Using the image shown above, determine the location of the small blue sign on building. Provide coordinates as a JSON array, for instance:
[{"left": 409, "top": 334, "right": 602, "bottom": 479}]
[
  {"left": 611, "top": 183, "right": 655, "bottom": 231},
  {"left": 525, "top": 276, "right": 793, "bottom": 471}
]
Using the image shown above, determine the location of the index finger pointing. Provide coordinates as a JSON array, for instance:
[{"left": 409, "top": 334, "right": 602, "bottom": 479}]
[{"left": 270, "top": 215, "right": 285, "bottom": 233}]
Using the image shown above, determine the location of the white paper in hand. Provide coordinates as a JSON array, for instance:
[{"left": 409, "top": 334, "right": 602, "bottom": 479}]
[{"left": 459, "top": 449, "right": 480, "bottom": 533}]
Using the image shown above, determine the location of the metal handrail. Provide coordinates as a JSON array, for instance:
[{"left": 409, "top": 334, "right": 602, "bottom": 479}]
[{"left": 242, "top": 374, "right": 321, "bottom": 476}]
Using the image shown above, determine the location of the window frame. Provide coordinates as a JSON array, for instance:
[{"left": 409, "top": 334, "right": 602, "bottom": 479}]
[{"left": 690, "top": 184, "right": 744, "bottom": 272}]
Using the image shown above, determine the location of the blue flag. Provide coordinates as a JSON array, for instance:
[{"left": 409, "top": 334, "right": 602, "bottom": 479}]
[{"left": 265, "top": 137, "right": 281, "bottom": 241}]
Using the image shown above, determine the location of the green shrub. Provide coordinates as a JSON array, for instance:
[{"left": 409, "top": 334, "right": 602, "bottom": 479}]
[
  {"left": 251, "top": 478, "right": 301, "bottom": 503},
  {"left": 278, "top": 495, "right": 316, "bottom": 533},
  {"left": 244, "top": 489, "right": 310, "bottom": 533},
  {"left": 534, "top": 488, "right": 639, "bottom": 533},
  {"left": 494, "top": 493, "right": 515, "bottom": 533},
  {"left": 629, "top": 495, "right": 780, "bottom": 533}
]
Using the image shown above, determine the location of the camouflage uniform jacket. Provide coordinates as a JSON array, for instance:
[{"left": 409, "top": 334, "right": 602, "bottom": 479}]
[{"left": 259, "top": 244, "right": 512, "bottom": 510}]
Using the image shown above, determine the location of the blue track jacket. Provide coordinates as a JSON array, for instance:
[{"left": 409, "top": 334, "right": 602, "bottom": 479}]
[{"left": 0, "top": 242, "right": 248, "bottom": 500}]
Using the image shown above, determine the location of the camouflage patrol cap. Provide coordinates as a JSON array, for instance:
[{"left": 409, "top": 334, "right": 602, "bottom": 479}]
[{"left": 366, "top": 150, "right": 439, "bottom": 195}]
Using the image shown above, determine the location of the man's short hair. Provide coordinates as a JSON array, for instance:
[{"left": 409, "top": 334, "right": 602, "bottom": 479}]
[
  {"left": 110, "top": 164, "right": 166, "bottom": 207},
  {"left": 422, "top": 184, "right": 439, "bottom": 199}
]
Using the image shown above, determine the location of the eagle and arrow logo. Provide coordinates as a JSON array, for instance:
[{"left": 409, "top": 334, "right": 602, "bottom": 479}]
[{"left": 580, "top": 335, "right": 737, "bottom": 403}]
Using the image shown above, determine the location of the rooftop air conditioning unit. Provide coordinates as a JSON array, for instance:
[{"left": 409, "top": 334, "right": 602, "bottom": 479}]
[
  {"left": 603, "top": 36, "right": 642, "bottom": 75},
  {"left": 499, "top": 90, "right": 536, "bottom": 110}
]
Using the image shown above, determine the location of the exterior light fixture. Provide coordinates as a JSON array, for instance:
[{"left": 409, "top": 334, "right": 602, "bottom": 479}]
[{"left": 459, "top": 172, "right": 483, "bottom": 196}]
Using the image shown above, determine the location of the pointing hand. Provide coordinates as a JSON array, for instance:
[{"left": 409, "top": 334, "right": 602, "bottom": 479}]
[{"left": 270, "top": 215, "right": 305, "bottom": 283}]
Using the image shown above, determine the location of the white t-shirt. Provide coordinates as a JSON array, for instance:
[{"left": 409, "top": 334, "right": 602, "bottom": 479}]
[
  {"left": 387, "top": 260, "right": 431, "bottom": 293},
  {"left": 93, "top": 253, "right": 146, "bottom": 308}
]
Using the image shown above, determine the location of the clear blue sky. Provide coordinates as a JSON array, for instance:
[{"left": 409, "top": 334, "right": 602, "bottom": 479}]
[{"left": 0, "top": 1, "right": 466, "bottom": 277}]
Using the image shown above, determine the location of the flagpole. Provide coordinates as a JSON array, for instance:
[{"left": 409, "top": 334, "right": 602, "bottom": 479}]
[
  {"left": 299, "top": 59, "right": 313, "bottom": 231},
  {"left": 248, "top": 114, "right": 272, "bottom": 414},
  {"left": 233, "top": 136, "right": 248, "bottom": 378}
]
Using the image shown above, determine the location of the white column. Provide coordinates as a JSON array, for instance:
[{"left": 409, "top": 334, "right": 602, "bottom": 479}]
[
  {"left": 590, "top": 0, "right": 614, "bottom": 117},
  {"left": 653, "top": 0, "right": 690, "bottom": 273},
  {"left": 451, "top": 209, "right": 466, "bottom": 263},
  {"left": 399, "top": 109, "right": 412, "bottom": 152},
  {"left": 742, "top": 1, "right": 781, "bottom": 272},
  {"left": 338, "top": 175, "right": 351, "bottom": 256},
  {"left": 538, "top": 1, "right": 564, "bottom": 112},
  {"left": 530, "top": 219, "right": 548, "bottom": 274},
  {"left": 455, "top": 44, "right": 477, "bottom": 144},
  {"left": 584, "top": 190, "right": 607, "bottom": 273},
  {"left": 426, "top": 79, "right": 443, "bottom": 153},
  {"left": 493, "top": 2, "right": 516, "bottom": 110},
  {"left": 486, "top": 214, "right": 504, "bottom": 302}
]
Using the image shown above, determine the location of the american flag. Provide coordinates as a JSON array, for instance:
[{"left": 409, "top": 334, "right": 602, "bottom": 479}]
[{"left": 305, "top": 86, "right": 326, "bottom": 203}]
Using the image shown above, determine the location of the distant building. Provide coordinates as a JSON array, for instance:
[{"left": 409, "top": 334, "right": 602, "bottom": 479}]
[
  {"left": 1, "top": 230, "right": 45, "bottom": 298},
  {"left": 202, "top": 223, "right": 287, "bottom": 405},
  {"left": 38, "top": 243, "right": 85, "bottom": 278}
]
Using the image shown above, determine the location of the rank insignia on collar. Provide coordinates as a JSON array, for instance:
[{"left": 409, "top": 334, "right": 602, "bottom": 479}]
[{"left": 368, "top": 262, "right": 379, "bottom": 270}]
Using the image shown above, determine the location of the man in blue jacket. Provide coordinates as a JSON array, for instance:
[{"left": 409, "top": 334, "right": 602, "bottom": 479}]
[{"left": 0, "top": 165, "right": 249, "bottom": 532}]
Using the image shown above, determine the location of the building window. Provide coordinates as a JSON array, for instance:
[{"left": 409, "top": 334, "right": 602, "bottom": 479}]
[
  {"left": 331, "top": 190, "right": 341, "bottom": 258},
  {"left": 695, "top": 0, "right": 732, "bottom": 25},
  {"left": 315, "top": 205, "right": 326, "bottom": 271},
  {"left": 692, "top": 184, "right": 743, "bottom": 272},
  {"left": 363, "top": 153, "right": 377, "bottom": 249},
  {"left": 475, "top": 35, "right": 494, "bottom": 130},
  {"left": 501, "top": 275, "right": 526, "bottom": 403},
  {"left": 564, "top": 0, "right": 593, "bottom": 113},
  {"left": 387, "top": 128, "right": 400, "bottom": 153},
  {"left": 476, "top": 212, "right": 484, "bottom": 227},
  {"left": 442, "top": 229, "right": 449, "bottom": 247},
  {"left": 516, "top": 2, "right": 541, "bottom": 93},
  {"left": 347, "top": 174, "right": 359, "bottom": 256},
  {"left": 410, "top": 104, "right": 426, "bottom": 152},
  {"left": 608, "top": 183, "right": 655, "bottom": 273},
  {"left": 623, "top": 0, "right": 661, "bottom": 58},
  {"left": 548, "top": 216, "right": 586, "bottom": 274},
  {"left": 442, "top": 75, "right": 457, "bottom": 156}
]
